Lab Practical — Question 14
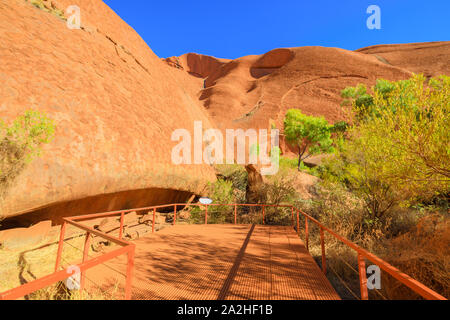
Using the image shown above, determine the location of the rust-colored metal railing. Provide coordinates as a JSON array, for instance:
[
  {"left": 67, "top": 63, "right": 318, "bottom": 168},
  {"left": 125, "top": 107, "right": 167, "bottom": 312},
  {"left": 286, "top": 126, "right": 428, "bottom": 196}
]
[
  {"left": 292, "top": 207, "right": 447, "bottom": 301},
  {"left": 0, "top": 202, "right": 446, "bottom": 300},
  {"left": 0, "top": 215, "right": 136, "bottom": 300}
]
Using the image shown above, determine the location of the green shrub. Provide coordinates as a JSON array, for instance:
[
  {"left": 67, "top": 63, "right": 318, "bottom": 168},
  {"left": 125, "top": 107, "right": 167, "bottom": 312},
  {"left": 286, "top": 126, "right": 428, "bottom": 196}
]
[
  {"left": 259, "top": 169, "right": 297, "bottom": 225},
  {"left": 296, "top": 180, "right": 371, "bottom": 241},
  {"left": 210, "top": 179, "right": 234, "bottom": 204},
  {"left": 190, "top": 179, "right": 235, "bottom": 224},
  {"left": 214, "top": 164, "right": 248, "bottom": 194},
  {"left": 340, "top": 84, "right": 374, "bottom": 119},
  {"left": 0, "top": 110, "right": 55, "bottom": 197}
]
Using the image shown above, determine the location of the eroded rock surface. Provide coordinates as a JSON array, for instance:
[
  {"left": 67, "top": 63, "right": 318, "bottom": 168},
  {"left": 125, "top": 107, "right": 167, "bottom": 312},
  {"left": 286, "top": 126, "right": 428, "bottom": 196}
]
[{"left": 0, "top": 0, "right": 217, "bottom": 222}]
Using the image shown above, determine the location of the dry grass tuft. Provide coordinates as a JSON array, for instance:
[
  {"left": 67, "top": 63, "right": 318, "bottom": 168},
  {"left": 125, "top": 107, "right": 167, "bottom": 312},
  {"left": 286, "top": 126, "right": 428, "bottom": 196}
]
[
  {"left": 381, "top": 214, "right": 450, "bottom": 299},
  {"left": 27, "top": 0, "right": 66, "bottom": 20},
  {"left": 295, "top": 180, "right": 449, "bottom": 300},
  {"left": 29, "top": 280, "right": 121, "bottom": 300}
]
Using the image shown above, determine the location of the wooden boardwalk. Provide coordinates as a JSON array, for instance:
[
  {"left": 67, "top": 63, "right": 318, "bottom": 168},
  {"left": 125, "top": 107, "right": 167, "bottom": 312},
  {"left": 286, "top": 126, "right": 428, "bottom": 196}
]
[{"left": 88, "top": 224, "right": 340, "bottom": 300}]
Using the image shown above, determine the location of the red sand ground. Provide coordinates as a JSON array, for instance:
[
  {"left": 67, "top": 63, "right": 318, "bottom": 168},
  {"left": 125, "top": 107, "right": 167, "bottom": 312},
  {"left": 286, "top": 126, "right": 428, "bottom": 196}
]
[{"left": 85, "top": 224, "right": 340, "bottom": 300}]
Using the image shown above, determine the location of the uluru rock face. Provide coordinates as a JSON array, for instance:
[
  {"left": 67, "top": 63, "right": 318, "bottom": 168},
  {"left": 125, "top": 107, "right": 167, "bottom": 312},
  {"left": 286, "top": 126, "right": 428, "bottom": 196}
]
[{"left": 0, "top": 0, "right": 216, "bottom": 224}]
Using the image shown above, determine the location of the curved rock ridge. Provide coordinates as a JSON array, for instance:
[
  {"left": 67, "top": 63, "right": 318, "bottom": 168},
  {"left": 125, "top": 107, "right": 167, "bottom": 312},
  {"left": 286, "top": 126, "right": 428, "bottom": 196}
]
[
  {"left": 163, "top": 53, "right": 231, "bottom": 79},
  {"left": 251, "top": 48, "right": 294, "bottom": 78},
  {"left": 356, "top": 41, "right": 450, "bottom": 78},
  {"left": 0, "top": 0, "right": 217, "bottom": 221}
]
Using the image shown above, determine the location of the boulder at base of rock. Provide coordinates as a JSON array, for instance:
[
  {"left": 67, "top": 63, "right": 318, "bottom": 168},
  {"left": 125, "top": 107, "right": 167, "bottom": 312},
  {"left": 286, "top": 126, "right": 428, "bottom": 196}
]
[
  {"left": 291, "top": 172, "right": 319, "bottom": 200},
  {"left": 138, "top": 211, "right": 166, "bottom": 225},
  {"left": 0, "top": 221, "right": 52, "bottom": 250},
  {"left": 303, "top": 154, "right": 332, "bottom": 168}
]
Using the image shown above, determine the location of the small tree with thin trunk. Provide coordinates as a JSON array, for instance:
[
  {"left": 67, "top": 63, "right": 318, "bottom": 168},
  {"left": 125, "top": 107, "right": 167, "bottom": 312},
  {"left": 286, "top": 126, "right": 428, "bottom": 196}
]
[{"left": 283, "top": 109, "right": 333, "bottom": 171}]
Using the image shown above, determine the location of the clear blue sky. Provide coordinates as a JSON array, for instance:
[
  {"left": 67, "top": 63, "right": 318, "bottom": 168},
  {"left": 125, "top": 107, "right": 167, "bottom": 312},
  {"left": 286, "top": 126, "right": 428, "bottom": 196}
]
[{"left": 104, "top": 0, "right": 450, "bottom": 59}]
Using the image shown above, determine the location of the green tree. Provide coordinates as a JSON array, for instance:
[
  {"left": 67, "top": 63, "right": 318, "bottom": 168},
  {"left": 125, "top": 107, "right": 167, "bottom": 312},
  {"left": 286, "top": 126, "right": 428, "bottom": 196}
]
[
  {"left": 326, "top": 132, "right": 401, "bottom": 224},
  {"left": 360, "top": 75, "right": 450, "bottom": 195},
  {"left": 283, "top": 109, "right": 333, "bottom": 171}
]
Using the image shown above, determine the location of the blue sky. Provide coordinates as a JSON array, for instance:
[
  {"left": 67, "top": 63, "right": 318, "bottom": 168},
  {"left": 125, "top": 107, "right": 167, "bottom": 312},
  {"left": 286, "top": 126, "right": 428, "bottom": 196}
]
[{"left": 104, "top": 0, "right": 450, "bottom": 59}]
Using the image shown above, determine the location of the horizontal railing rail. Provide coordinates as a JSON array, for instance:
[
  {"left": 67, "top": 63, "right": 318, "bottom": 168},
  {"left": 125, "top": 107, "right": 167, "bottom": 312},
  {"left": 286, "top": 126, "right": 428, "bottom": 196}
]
[
  {"left": 0, "top": 245, "right": 134, "bottom": 300},
  {"left": 292, "top": 207, "right": 446, "bottom": 301},
  {"left": 0, "top": 216, "right": 136, "bottom": 300},
  {"left": 0, "top": 202, "right": 446, "bottom": 300}
]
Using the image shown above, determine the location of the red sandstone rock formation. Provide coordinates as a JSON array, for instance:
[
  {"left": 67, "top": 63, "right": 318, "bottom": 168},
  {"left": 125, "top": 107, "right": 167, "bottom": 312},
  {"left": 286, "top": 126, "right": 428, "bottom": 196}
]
[{"left": 0, "top": 0, "right": 216, "bottom": 223}]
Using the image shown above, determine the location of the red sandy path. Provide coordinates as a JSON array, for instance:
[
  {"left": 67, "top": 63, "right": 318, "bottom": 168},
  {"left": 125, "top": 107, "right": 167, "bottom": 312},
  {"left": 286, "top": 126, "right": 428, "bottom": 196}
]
[{"left": 86, "top": 224, "right": 340, "bottom": 300}]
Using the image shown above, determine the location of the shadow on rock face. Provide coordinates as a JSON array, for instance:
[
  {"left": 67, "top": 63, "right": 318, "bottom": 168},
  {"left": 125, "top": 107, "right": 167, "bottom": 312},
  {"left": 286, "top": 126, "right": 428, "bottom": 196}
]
[{"left": 1, "top": 187, "right": 195, "bottom": 229}]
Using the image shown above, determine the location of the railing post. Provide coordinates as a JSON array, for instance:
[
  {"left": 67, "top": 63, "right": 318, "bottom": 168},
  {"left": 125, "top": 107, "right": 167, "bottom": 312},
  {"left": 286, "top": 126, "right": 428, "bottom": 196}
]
[
  {"left": 320, "top": 227, "right": 326, "bottom": 274},
  {"left": 54, "top": 221, "right": 67, "bottom": 272},
  {"left": 173, "top": 205, "right": 177, "bottom": 225},
  {"left": 291, "top": 207, "right": 294, "bottom": 226},
  {"left": 205, "top": 205, "right": 208, "bottom": 225},
  {"left": 152, "top": 208, "right": 156, "bottom": 233},
  {"left": 124, "top": 245, "right": 135, "bottom": 300},
  {"left": 119, "top": 212, "right": 124, "bottom": 239},
  {"left": 296, "top": 210, "right": 300, "bottom": 236},
  {"left": 262, "top": 205, "right": 265, "bottom": 225},
  {"left": 80, "top": 231, "right": 91, "bottom": 290},
  {"left": 234, "top": 204, "right": 237, "bottom": 225},
  {"left": 358, "top": 253, "right": 369, "bottom": 300},
  {"left": 305, "top": 217, "right": 309, "bottom": 252}
]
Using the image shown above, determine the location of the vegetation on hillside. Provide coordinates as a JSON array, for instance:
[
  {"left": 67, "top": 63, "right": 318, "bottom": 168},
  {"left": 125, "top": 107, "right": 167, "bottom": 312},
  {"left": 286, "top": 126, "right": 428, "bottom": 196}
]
[
  {"left": 323, "top": 74, "right": 449, "bottom": 227},
  {"left": 312, "top": 74, "right": 449, "bottom": 298}
]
